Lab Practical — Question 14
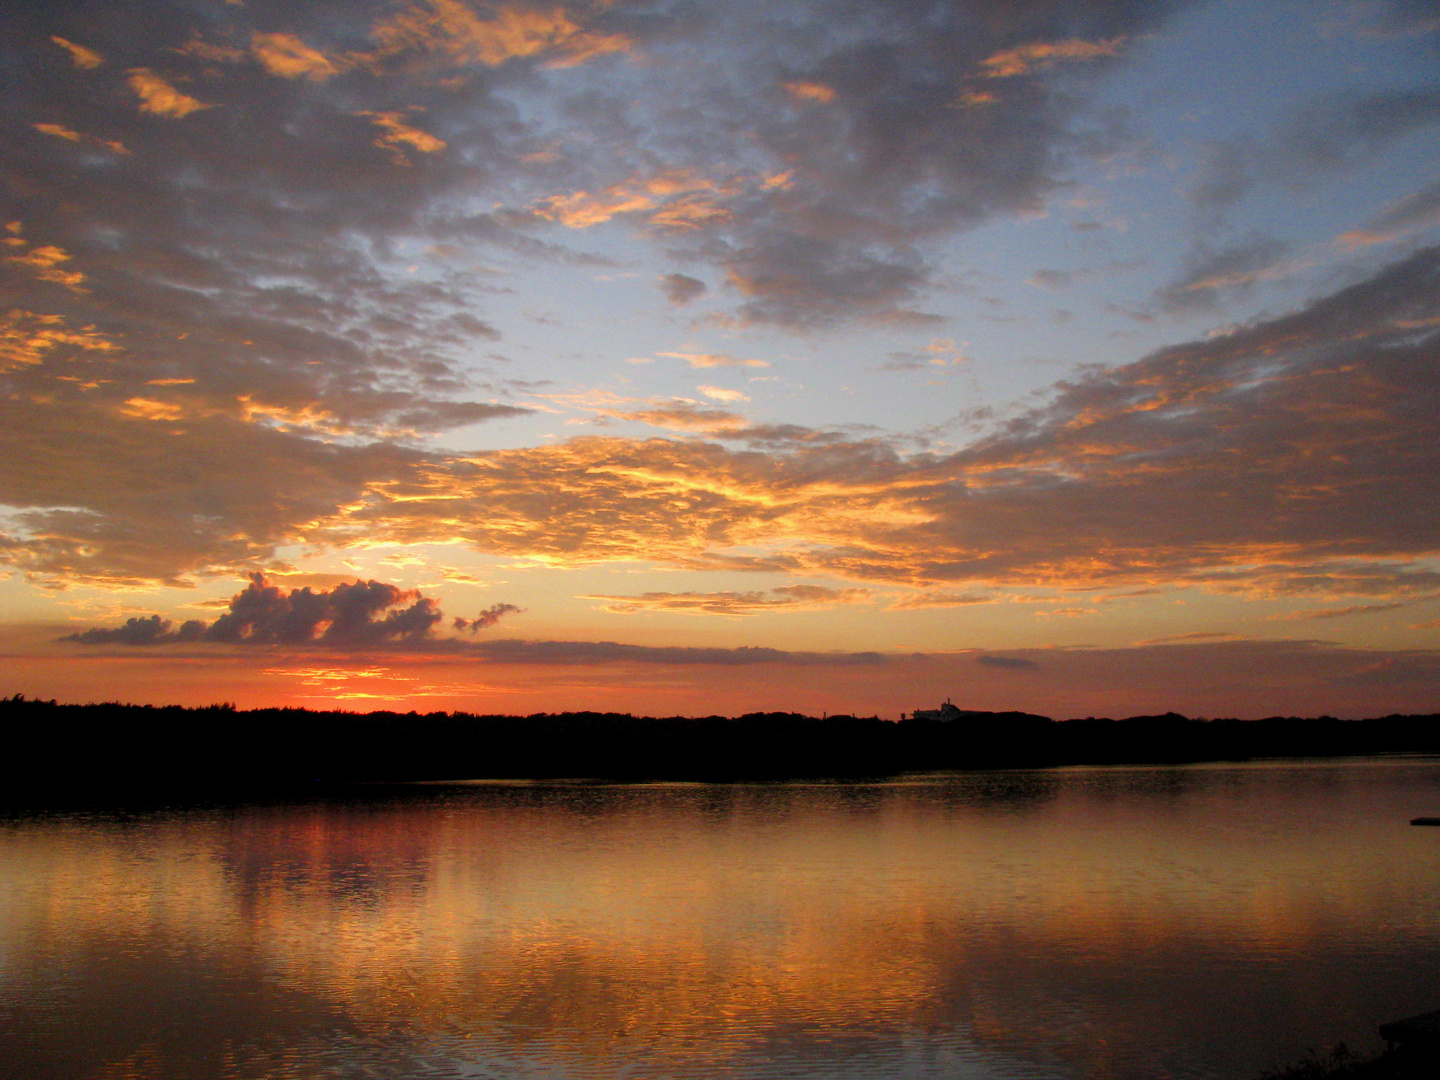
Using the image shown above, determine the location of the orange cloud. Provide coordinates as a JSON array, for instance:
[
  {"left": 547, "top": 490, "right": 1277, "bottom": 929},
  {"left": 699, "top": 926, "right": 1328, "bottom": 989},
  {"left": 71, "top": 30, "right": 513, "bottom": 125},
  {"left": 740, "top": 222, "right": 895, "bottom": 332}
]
[
  {"left": 359, "top": 111, "right": 447, "bottom": 164},
  {"left": 885, "top": 591, "right": 994, "bottom": 610},
  {"left": 126, "top": 69, "right": 212, "bottom": 117},
  {"left": 32, "top": 123, "right": 129, "bottom": 155},
  {"left": 951, "top": 89, "right": 998, "bottom": 108},
  {"left": 0, "top": 310, "right": 118, "bottom": 373},
  {"left": 117, "top": 398, "right": 187, "bottom": 422},
  {"left": 584, "top": 584, "right": 873, "bottom": 616},
  {"left": 781, "top": 80, "right": 836, "bottom": 104},
  {"left": 980, "top": 36, "right": 1126, "bottom": 77},
  {"left": 51, "top": 36, "right": 103, "bottom": 69},
  {"left": 252, "top": 32, "right": 341, "bottom": 81},
  {"left": 5, "top": 243, "right": 87, "bottom": 292},
  {"left": 368, "top": 0, "right": 630, "bottom": 70},
  {"left": 533, "top": 172, "right": 728, "bottom": 230},
  {"left": 618, "top": 405, "right": 750, "bottom": 435},
  {"left": 658, "top": 351, "right": 770, "bottom": 369}
]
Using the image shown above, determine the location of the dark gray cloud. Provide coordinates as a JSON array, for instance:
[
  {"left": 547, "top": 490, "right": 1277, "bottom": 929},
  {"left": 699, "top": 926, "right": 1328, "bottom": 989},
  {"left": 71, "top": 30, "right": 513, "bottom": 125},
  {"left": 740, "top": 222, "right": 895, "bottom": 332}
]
[
  {"left": 61, "top": 614, "right": 202, "bottom": 646},
  {"left": 977, "top": 655, "right": 1038, "bottom": 670},
  {"left": 460, "top": 639, "right": 887, "bottom": 666},
  {"left": 453, "top": 603, "right": 523, "bottom": 632},
  {"left": 533, "top": 0, "right": 1196, "bottom": 327},
  {"left": 660, "top": 273, "right": 708, "bottom": 305},
  {"left": 1155, "top": 234, "right": 1290, "bottom": 311},
  {"left": 1191, "top": 88, "right": 1440, "bottom": 210},
  {"left": 682, "top": 0, "right": 1192, "bottom": 326},
  {"left": 62, "top": 573, "right": 455, "bottom": 647},
  {"left": 1341, "top": 174, "right": 1440, "bottom": 245}
]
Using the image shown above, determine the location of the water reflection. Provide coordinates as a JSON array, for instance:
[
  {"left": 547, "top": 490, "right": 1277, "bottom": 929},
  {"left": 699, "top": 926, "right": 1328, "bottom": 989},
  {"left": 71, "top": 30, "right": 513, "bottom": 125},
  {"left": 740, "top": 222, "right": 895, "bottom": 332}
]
[{"left": 2, "top": 761, "right": 1439, "bottom": 1079}]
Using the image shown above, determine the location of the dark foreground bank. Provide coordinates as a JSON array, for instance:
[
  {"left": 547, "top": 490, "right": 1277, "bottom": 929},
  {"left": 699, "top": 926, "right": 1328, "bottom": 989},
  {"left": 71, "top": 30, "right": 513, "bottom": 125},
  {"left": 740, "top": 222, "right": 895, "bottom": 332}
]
[{"left": 4, "top": 694, "right": 1440, "bottom": 801}]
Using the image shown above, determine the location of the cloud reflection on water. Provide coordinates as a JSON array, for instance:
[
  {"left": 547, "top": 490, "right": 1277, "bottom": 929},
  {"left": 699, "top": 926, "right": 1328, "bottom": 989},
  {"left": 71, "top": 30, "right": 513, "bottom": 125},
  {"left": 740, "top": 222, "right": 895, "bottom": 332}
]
[{"left": 2, "top": 764, "right": 1439, "bottom": 1079}]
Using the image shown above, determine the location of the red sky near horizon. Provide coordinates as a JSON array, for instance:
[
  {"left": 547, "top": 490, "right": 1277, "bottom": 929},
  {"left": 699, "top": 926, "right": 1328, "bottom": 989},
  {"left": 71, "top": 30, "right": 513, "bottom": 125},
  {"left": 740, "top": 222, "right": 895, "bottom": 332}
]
[{"left": 2, "top": 0, "right": 1438, "bottom": 719}]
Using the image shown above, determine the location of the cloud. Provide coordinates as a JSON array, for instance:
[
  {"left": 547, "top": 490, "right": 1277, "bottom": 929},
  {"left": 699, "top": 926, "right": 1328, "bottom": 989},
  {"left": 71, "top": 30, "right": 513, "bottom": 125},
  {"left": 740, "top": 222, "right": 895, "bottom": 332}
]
[
  {"left": 1191, "top": 88, "right": 1440, "bottom": 210},
  {"left": 531, "top": 172, "right": 733, "bottom": 231},
  {"left": 1274, "top": 599, "right": 1429, "bottom": 621},
  {"left": 367, "top": 0, "right": 631, "bottom": 70},
  {"left": 886, "top": 591, "right": 994, "bottom": 610},
  {"left": 33, "top": 123, "right": 128, "bottom": 155},
  {"left": 781, "top": 80, "right": 837, "bottom": 104},
  {"left": 979, "top": 37, "right": 1127, "bottom": 78},
  {"left": 1027, "top": 269, "right": 1076, "bottom": 291},
  {"left": 976, "top": 655, "right": 1038, "bottom": 670},
  {"left": 61, "top": 573, "right": 474, "bottom": 647},
  {"left": 658, "top": 352, "right": 770, "bottom": 369},
  {"left": 877, "top": 338, "right": 968, "bottom": 372},
  {"left": 1156, "top": 235, "right": 1291, "bottom": 311},
  {"left": 126, "top": 69, "right": 212, "bottom": 118},
  {"left": 617, "top": 404, "right": 750, "bottom": 435},
  {"left": 4, "top": 242, "right": 87, "bottom": 292},
  {"left": 0, "top": 309, "right": 116, "bottom": 371},
  {"left": 584, "top": 585, "right": 872, "bottom": 616},
  {"left": 697, "top": 385, "right": 749, "bottom": 403},
  {"left": 347, "top": 246, "right": 1440, "bottom": 595},
  {"left": 5, "top": 0, "right": 1435, "bottom": 616},
  {"left": 533, "top": 0, "right": 1181, "bottom": 326},
  {"left": 722, "top": 235, "right": 933, "bottom": 330},
  {"left": 461, "top": 639, "right": 886, "bottom": 665},
  {"left": 1188, "top": 562, "right": 1440, "bottom": 599},
  {"left": 660, "top": 273, "right": 708, "bottom": 306},
  {"left": 360, "top": 111, "right": 447, "bottom": 164},
  {"left": 251, "top": 32, "right": 341, "bottom": 81},
  {"left": 8, "top": 246, "right": 1440, "bottom": 597},
  {"left": 1337, "top": 175, "right": 1440, "bottom": 248},
  {"left": 453, "top": 602, "right": 523, "bottom": 632},
  {"left": 51, "top": 36, "right": 103, "bottom": 69},
  {"left": 61, "top": 614, "right": 199, "bottom": 646}
]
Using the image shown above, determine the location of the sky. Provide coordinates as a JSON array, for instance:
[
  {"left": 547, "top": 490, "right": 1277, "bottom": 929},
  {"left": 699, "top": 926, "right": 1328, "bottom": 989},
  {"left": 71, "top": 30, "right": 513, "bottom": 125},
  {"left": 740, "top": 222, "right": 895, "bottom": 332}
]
[{"left": 2, "top": 0, "right": 1439, "bottom": 720}]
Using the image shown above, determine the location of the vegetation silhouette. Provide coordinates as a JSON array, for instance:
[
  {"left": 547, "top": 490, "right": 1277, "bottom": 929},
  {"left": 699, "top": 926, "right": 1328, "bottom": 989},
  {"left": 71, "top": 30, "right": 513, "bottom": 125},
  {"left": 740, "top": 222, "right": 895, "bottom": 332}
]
[{"left": 3, "top": 694, "right": 1438, "bottom": 803}]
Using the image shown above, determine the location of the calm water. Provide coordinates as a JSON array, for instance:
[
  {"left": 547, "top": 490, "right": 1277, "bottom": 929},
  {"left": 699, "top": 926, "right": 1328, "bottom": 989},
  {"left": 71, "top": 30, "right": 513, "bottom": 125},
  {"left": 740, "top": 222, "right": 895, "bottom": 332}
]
[{"left": 2, "top": 759, "right": 1439, "bottom": 1080}]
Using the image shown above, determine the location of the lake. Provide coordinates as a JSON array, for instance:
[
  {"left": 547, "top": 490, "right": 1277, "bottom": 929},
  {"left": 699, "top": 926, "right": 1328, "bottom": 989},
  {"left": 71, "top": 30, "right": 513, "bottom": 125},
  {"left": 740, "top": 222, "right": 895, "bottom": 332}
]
[{"left": 2, "top": 758, "right": 1439, "bottom": 1079}]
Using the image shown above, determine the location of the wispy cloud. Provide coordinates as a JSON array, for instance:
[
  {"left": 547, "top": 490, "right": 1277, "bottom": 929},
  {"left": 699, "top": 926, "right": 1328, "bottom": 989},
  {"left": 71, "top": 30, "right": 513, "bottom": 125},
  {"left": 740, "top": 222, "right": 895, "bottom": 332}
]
[
  {"left": 584, "top": 585, "right": 872, "bottom": 616},
  {"left": 51, "top": 36, "right": 103, "bottom": 69},
  {"left": 658, "top": 351, "right": 771, "bottom": 369},
  {"left": 979, "top": 36, "right": 1127, "bottom": 78}
]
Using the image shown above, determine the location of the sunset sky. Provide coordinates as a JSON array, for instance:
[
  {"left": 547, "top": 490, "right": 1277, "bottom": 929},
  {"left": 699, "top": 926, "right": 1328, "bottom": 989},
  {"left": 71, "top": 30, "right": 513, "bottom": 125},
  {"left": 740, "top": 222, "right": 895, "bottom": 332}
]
[{"left": 2, "top": 0, "right": 1438, "bottom": 719}]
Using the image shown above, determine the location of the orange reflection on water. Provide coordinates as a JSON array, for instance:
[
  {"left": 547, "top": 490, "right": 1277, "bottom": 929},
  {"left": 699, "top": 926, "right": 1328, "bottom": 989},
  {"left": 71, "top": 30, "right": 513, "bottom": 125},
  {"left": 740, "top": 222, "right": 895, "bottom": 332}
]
[{"left": 2, "top": 763, "right": 1440, "bottom": 1080}]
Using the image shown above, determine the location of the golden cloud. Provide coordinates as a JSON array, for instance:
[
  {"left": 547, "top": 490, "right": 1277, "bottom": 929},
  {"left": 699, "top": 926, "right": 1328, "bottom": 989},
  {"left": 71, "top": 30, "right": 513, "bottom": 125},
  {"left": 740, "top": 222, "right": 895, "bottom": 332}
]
[
  {"left": 0, "top": 309, "right": 118, "bottom": 373},
  {"left": 5, "top": 244, "right": 87, "bottom": 292},
  {"left": 252, "top": 32, "right": 342, "bottom": 81},
  {"left": 533, "top": 172, "right": 728, "bottom": 230},
  {"left": 368, "top": 0, "right": 630, "bottom": 70},
  {"left": 126, "top": 69, "right": 212, "bottom": 118},
  {"left": 617, "top": 406, "right": 750, "bottom": 435},
  {"left": 885, "top": 591, "right": 995, "bottom": 610},
  {"left": 583, "top": 584, "right": 873, "bottom": 616}
]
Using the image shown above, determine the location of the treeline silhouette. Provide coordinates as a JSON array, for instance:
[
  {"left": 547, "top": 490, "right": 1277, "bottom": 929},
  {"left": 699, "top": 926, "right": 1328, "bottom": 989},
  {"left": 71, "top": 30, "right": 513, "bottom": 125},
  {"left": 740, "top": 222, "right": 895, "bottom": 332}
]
[{"left": 3, "top": 695, "right": 1439, "bottom": 801}]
